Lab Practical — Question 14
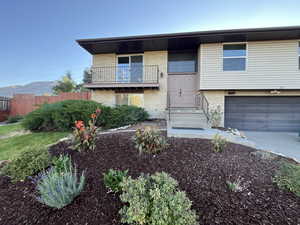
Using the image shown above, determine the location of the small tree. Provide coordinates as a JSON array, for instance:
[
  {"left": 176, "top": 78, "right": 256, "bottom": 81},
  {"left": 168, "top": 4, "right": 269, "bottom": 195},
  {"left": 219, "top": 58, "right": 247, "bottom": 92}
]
[
  {"left": 82, "top": 68, "right": 92, "bottom": 84},
  {"left": 52, "top": 72, "right": 77, "bottom": 94},
  {"left": 75, "top": 68, "right": 91, "bottom": 92}
]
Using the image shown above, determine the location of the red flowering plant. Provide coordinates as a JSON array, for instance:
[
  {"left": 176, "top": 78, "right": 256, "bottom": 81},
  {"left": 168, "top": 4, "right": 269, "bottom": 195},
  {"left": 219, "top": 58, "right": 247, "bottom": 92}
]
[{"left": 73, "top": 108, "right": 101, "bottom": 151}]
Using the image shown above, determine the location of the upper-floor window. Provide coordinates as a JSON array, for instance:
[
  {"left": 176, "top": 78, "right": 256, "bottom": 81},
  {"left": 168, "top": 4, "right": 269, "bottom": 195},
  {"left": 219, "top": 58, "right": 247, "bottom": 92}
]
[
  {"left": 298, "top": 42, "right": 300, "bottom": 70},
  {"left": 223, "top": 44, "right": 247, "bottom": 71},
  {"left": 168, "top": 50, "right": 197, "bottom": 73}
]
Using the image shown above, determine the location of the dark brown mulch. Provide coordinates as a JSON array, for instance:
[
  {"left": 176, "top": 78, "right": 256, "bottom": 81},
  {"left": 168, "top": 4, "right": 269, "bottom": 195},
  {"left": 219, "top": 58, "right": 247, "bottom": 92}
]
[{"left": 0, "top": 132, "right": 299, "bottom": 225}]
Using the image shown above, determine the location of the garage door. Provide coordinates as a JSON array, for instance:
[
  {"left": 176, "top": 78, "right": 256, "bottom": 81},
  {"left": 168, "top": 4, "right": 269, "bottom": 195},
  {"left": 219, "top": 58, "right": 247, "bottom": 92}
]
[{"left": 225, "top": 96, "right": 300, "bottom": 131}]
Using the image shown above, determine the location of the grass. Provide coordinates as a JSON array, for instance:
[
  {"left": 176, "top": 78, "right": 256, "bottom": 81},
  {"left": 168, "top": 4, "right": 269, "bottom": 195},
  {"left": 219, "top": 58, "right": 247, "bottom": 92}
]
[
  {"left": 0, "top": 132, "right": 68, "bottom": 160},
  {"left": 273, "top": 162, "right": 300, "bottom": 197},
  {"left": 0, "top": 123, "right": 23, "bottom": 136}
]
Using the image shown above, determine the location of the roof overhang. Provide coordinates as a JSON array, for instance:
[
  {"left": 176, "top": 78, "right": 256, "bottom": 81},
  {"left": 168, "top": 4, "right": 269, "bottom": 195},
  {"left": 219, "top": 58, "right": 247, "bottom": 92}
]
[{"left": 76, "top": 26, "right": 300, "bottom": 54}]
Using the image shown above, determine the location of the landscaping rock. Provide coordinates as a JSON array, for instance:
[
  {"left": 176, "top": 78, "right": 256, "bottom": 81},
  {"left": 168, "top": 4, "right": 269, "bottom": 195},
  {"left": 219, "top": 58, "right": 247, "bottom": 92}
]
[{"left": 250, "top": 150, "right": 279, "bottom": 161}]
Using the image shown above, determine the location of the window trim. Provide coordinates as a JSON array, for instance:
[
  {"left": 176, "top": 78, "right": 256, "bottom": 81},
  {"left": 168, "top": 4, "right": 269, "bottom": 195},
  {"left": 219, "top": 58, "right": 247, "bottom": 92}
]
[
  {"left": 222, "top": 42, "right": 247, "bottom": 72},
  {"left": 116, "top": 54, "right": 144, "bottom": 66}
]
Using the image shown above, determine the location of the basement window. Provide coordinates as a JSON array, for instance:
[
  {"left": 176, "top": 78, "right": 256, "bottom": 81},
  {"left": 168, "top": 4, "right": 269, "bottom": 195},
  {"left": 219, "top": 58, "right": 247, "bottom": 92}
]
[
  {"left": 223, "top": 44, "right": 247, "bottom": 71},
  {"left": 115, "top": 93, "right": 144, "bottom": 107}
]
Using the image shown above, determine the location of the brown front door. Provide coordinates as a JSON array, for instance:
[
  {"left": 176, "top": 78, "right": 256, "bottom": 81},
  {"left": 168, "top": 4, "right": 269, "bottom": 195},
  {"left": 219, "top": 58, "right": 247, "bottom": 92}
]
[{"left": 168, "top": 74, "right": 196, "bottom": 107}]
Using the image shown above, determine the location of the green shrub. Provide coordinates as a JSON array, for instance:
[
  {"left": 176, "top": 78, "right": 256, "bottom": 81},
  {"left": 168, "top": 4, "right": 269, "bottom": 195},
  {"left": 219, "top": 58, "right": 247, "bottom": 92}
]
[
  {"left": 52, "top": 154, "right": 72, "bottom": 174},
  {"left": 1, "top": 146, "right": 52, "bottom": 182},
  {"left": 7, "top": 115, "right": 23, "bottom": 123},
  {"left": 211, "top": 134, "right": 227, "bottom": 152},
  {"left": 108, "top": 105, "right": 149, "bottom": 128},
  {"left": 226, "top": 177, "right": 247, "bottom": 192},
  {"left": 22, "top": 100, "right": 148, "bottom": 132},
  {"left": 133, "top": 127, "right": 168, "bottom": 154},
  {"left": 273, "top": 163, "right": 300, "bottom": 197},
  {"left": 103, "top": 169, "right": 128, "bottom": 193},
  {"left": 119, "top": 172, "right": 198, "bottom": 225},
  {"left": 36, "top": 164, "right": 85, "bottom": 209},
  {"left": 209, "top": 105, "right": 222, "bottom": 127},
  {"left": 22, "top": 100, "right": 111, "bottom": 131}
]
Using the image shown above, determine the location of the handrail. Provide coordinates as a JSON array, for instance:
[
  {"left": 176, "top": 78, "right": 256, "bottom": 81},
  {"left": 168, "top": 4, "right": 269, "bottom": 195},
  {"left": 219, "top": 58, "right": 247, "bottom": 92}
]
[
  {"left": 195, "top": 92, "right": 210, "bottom": 121},
  {"left": 90, "top": 65, "right": 159, "bottom": 84},
  {"left": 167, "top": 91, "right": 171, "bottom": 121}
]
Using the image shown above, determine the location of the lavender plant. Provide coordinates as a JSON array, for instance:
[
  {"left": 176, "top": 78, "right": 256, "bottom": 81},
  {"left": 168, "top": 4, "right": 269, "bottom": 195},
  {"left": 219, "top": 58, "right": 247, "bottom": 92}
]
[{"left": 36, "top": 164, "right": 85, "bottom": 209}]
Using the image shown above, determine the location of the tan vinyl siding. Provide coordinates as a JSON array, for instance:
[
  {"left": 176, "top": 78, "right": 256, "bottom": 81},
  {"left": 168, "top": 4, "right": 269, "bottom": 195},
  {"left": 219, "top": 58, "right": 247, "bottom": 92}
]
[{"left": 200, "top": 40, "right": 300, "bottom": 90}]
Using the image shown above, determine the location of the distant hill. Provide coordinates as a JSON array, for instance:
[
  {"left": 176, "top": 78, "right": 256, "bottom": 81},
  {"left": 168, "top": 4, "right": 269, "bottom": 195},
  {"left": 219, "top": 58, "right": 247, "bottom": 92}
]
[{"left": 0, "top": 81, "right": 56, "bottom": 97}]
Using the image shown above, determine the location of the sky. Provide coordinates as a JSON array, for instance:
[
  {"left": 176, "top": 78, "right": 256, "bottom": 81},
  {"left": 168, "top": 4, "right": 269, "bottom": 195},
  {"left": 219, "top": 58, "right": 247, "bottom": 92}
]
[{"left": 0, "top": 0, "right": 300, "bottom": 87}]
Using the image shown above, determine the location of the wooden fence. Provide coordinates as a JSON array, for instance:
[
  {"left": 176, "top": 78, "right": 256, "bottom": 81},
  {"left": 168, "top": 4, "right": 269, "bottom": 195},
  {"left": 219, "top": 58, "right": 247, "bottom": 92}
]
[
  {"left": 0, "top": 92, "right": 91, "bottom": 121},
  {"left": 0, "top": 97, "right": 10, "bottom": 121}
]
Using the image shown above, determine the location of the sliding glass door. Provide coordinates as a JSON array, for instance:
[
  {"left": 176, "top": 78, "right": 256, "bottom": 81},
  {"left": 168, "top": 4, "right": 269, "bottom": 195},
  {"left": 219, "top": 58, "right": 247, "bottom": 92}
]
[{"left": 117, "top": 55, "right": 143, "bottom": 82}]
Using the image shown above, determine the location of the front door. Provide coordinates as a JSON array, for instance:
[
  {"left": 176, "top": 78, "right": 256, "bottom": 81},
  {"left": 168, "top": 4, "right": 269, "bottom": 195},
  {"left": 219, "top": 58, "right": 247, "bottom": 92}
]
[{"left": 168, "top": 74, "right": 196, "bottom": 107}]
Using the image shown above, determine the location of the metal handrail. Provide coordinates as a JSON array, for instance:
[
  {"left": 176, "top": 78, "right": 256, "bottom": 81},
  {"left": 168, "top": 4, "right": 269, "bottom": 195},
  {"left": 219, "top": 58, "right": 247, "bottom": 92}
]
[
  {"left": 195, "top": 92, "right": 210, "bottom": 121},
  {"left": 167, "top": 91, "right": 171, "bottom": 121},
  {"left": 90, "top": 65, "right": 159, "bottom": 84}
]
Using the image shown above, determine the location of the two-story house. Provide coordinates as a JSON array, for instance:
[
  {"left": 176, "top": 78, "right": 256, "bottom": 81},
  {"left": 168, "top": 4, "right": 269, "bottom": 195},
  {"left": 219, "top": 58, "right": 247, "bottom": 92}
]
[{"left": 77, "top": 26, "right": 300, "bottom": 132}]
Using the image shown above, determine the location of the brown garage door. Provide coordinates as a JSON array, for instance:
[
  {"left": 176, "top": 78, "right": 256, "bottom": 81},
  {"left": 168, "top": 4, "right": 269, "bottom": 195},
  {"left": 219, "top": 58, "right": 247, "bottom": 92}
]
[{"left": 225, "top": 96, "right": 300, "bottom": 131}]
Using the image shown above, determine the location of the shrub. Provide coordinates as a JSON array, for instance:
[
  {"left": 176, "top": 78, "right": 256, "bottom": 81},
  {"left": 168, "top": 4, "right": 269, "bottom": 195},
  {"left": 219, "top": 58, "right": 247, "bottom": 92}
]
[
  {"left": 73, "top": 108, "right": 101, "bottom": 151},
  {"left": 209, "top": 105, "right": 222, "bottom": 127},
  {"left": 1, "top": 146, "right": 52, "bottom": 182},
  {"left": 273, "top": 163, "right": 300, "bottom": 197},
  {"left": 7, "top": 115, "right": 23, "bottom": 123},
  {"left": 22, "top": 100, "right": 148, "bottom": 131},
  {"left": 211, "top": 134, "right": 227, "bottom": 152},
  {"left": 108, "top": 105, "right": 149, "bottom": 128},
  {"left": 22, "top": 100, "right": 111, "bottom": 131},
  {"left": 103, "top": 169, "right": 128, "bottom": 193},
  {"left": 226, "top": 176, "right": 248, "bottom": 192},
  {"left": 52, "top": 154, "right": 72, "bottom": 174},
  {"left": 119, "top": 172, "right": 198, "bottom": 225},
  {"left": 132, "top": 127, "right": 168, "bottom": 154},
  {"left": 36, "top": 164, "right": 85, "bottom": 209}
]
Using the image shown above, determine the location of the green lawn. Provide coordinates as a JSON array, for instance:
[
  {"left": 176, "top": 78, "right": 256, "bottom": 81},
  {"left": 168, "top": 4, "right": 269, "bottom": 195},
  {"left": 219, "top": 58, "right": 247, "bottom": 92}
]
[
  {"left": 0, "top": 123, "right": 23, "bottom": 136},
  {"left": 0, "top": 131, "right": 68, "bottom": 160}
]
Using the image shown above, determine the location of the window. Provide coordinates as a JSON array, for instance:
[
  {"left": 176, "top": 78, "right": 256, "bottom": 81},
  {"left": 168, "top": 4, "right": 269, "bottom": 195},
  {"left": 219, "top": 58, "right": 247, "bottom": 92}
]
[
  {"left": 298, "top": 42, "right": 300, "bottom": 70},
  {"left": 168, "top": 50, "right": 197, "bottom": 73},
  {"left": 117, "top": 55, "right": 143, "bottom": 82},
  {"left": 223, "top": 44, "right": 246, "bottom": 71},
  {"left": 116, "top": 93, "right": 144, "bottom": 107}
]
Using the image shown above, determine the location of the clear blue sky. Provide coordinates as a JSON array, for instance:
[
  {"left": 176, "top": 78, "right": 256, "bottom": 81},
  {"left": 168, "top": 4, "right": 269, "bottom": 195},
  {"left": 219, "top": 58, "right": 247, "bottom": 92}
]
[{"left": 1, "top": 0, "right": 300, "bottom": 87}]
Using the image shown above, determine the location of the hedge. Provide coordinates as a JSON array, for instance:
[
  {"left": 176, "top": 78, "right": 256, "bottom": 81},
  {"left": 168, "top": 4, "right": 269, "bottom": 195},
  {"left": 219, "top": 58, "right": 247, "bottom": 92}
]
[{"left": 22, "top": 100, "right": 149, "bottom": 131}]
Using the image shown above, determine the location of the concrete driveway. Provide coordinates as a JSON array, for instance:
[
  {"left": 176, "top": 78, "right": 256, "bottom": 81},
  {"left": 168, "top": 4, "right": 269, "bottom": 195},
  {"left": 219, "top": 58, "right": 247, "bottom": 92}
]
[{"left": 244, "top": 131, "right": 300, "bottom": 162}]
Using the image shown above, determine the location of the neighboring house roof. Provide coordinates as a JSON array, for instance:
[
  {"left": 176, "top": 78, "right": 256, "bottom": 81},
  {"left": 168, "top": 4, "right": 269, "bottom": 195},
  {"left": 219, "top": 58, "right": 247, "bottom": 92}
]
[{"left": 77, "top": 26, "right": 300, "bottom": 54}]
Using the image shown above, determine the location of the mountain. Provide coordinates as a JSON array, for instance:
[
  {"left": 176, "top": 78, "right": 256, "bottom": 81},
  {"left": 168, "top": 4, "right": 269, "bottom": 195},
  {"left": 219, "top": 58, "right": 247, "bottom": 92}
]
[{"left": 0, "top": 81, "right": 56, "bottom": 97}]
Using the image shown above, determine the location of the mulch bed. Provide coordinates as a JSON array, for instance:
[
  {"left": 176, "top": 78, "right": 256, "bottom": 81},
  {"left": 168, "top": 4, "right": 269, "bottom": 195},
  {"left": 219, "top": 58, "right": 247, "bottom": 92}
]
[{"left": 0, "top": 132, "right": 299, "bottom": 225}]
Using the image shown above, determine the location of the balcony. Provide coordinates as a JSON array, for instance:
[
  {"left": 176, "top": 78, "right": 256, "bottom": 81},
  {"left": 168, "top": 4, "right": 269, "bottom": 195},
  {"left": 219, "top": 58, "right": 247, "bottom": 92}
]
[{"left": 84, "top": 65, "right": 160, "bottom": 89}]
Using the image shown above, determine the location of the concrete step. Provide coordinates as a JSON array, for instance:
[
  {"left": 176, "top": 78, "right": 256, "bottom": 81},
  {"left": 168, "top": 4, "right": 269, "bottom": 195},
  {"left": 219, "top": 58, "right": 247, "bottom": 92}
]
[
  {"left": 168, "top": 119, "right": 210, "bottom": 129},
  {"left": 167, "top": 107, "right": 210, "bottom": 129},
  {"left": 167, "top": 108, "right": 203, "bottom": 114},
  {"left": 170, "top": 123, "right": 210, "bottom": 129},
  {"left": 170, "top": 115, "right": 207, "bottom": 120}
]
